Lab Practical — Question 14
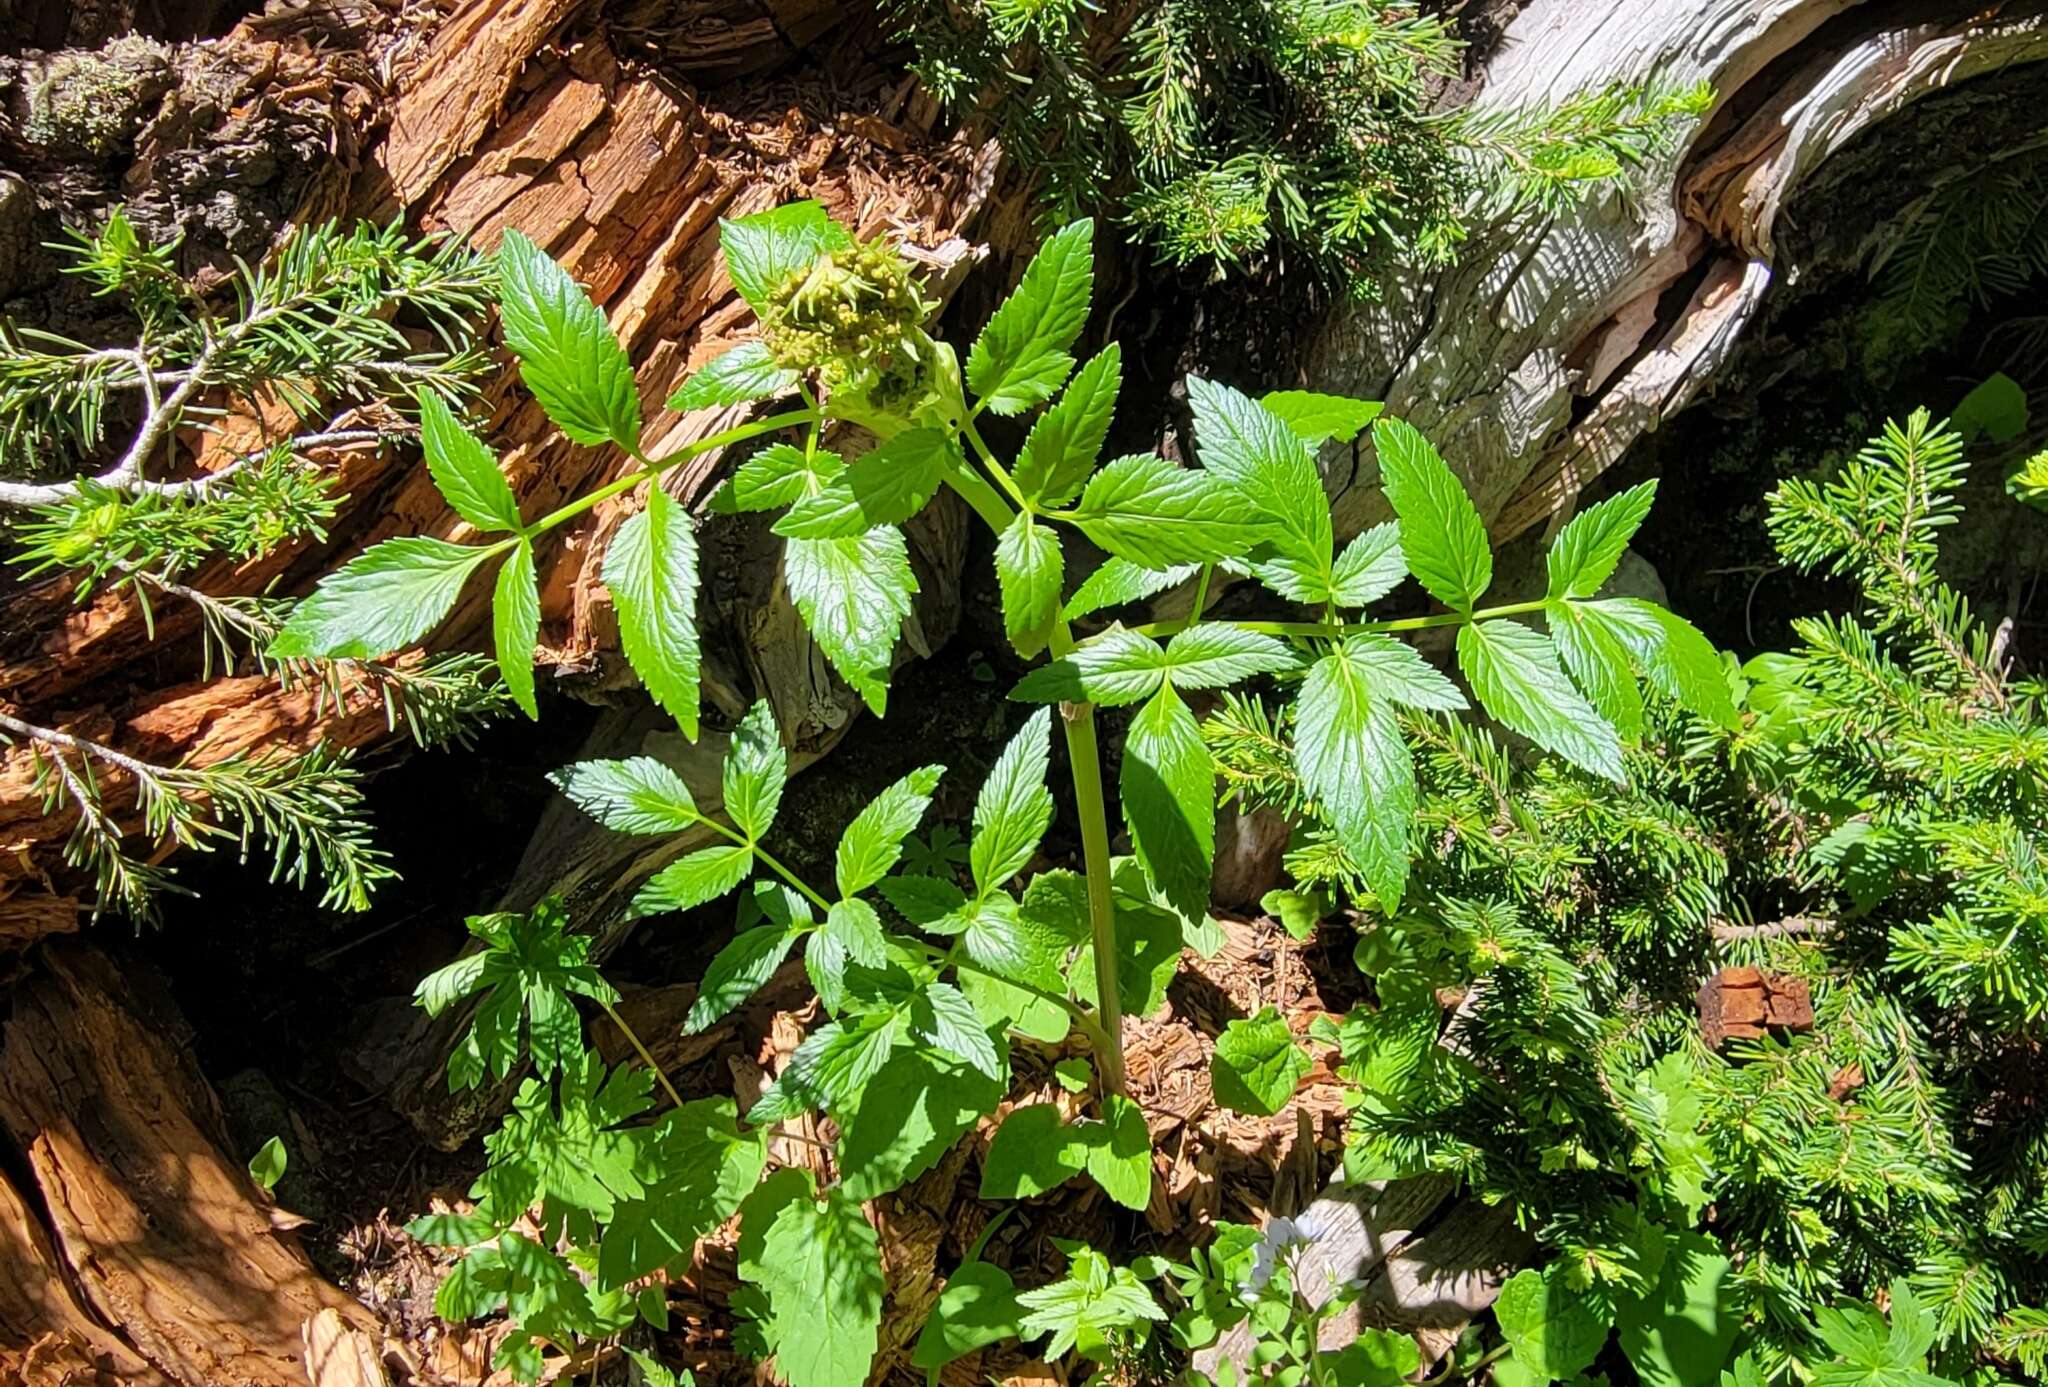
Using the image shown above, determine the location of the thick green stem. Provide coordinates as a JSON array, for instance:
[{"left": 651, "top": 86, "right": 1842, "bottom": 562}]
[
  {"left": 1058, "top": 699, "right": 1127, "bottom": 1094},
  {"left": 942, "top": 448, "right": 1130, "bottom": 1096}
]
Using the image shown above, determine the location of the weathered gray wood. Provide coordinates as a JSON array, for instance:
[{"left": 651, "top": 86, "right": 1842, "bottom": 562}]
[
  {"left": 1356, "top": 1200, "right": 1535, "bottom": 1366},
  {"left": 1305, "top": 0, "right": 2048, "bottom": 546}
]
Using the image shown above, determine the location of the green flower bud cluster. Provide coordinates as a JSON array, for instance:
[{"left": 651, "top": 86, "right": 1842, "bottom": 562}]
[{"left": 761, "top": 237, "right": 934, "bottom": 411}]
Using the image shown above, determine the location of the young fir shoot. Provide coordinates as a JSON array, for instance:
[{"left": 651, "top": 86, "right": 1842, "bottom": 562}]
[
  {"left": 0, "top": 213, "right": 505, "bottom": 918},
  {"left": 882, "top": 0, "right": 1710, "bottom": 292}
]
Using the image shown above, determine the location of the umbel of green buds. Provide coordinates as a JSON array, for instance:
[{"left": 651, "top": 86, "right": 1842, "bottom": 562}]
[{"left": 761, "top": 236, "right": 934, "bottom": 411}]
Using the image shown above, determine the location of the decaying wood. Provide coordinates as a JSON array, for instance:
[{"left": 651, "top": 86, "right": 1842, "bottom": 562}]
[
  {"left": 299, "top": 1309, "right": 391, "bottom": 1387},
  {"left": 1698, "top": 964, "right": 1815, "bottom": 1047},
  {"left": 0, "top": 1164, "right": 165, "bottom": 1387},
  {"left": 1307, "top": 0, "right": 2048, "bottom": 546},
  {"left": 0, "top": 943, "right": 378, "bottom": 1386}
]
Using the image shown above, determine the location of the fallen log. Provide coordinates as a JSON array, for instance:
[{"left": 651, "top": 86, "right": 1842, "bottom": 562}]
[{"left": 0, "top": 943, "right": 378, "bottom": 1386}]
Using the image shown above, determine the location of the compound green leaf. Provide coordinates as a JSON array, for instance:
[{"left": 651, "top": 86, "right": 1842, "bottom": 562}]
[
  {"left": 737, "top": 1169, "right": 883, "bottom": 1387},
  {"left": 996, "top": 512, "right": 1063, "bottom": 659},
  {"left": 1009, "top": 624, "right": 1167, "bottom": 706},
  {"left": 836, "top": 765, "right": 944, "bottom": 897},
  {"left": 631, "top": 843, "right": 753, "bottom": 918},
  {"left": 967, "top": 219, "right": 1094, "bottom": 415},
  {"left": 1294, "top": 646, "right": 1415, "bottom": 911},
  {"left": 1071, "top": 453, "right": 1247, "bottom": 568},
  {"left": 784, "top": 525, "right": 917, "bottom": 715},
  {"left": 1259, "top": 389, "right": 1384, "bottom": 446},
  {"left": 1339, "top": 633, "right": 1466, "bottom": 711},
  {"left": 1120, "top": 683, "right": 1215, "bottom": 925},
  {"left": 432, "top": 1244, "right": 505, "bottom": 1321},
  {"left": 1017, "top": 342, "right": 1121, "bottom": 506},
  {"left": 719, "top": 201, "right": 853, "bottom": 313},
  {"left": 493, "top": 539, "right": 541, "bottom": 718},
  {"left": 1210, "top": 1007, "right": 1311, "bottom": 1116},
  {"left": 1545, "top": 480, "right": 1656, "bottom": 601},
  {"left": 1017, "top": 1246, "right": 1164, "bottom": 1359},
  {"left": 420, "top": 899, "right": 614, "bottom": 1087},
  {"left": 970, "top": 709, "right": 1054, "bottom": 897},
  {"left": 270, "top": 536, "right": 493, "bottom": 660},
  {"left": 1456, "top": 620, "right": 1624, "bottom": 781},
  {"left": 1162, "top": 623, "right": 1301, "bottom": 690},
  {"left": 603, "top": 483, "right": 702, "bottom": 737},
  {"left": 1808, "top": 1282, "right": 1945, "bottom": 1387},
  {"left": 723, "top": 699, "right": 787, "bottom": 840},
  {"left": 498, "top": 229, "right": 641, "bottom": 450},
  {"left": 666, "top": 340, "right": 799, "bottom": 412},
  {"left": 419, "top": 388, "right": 521, "bottom": 532},
  {"left": 719, "top": 443, "right": 843, "bottom": 514},
  {"left": 774, "top": 428, "right": 956, "bottom": 539},
  {"left": 1373, "top": 417, "right": 1490, "bottom": 613},
  {"left": 549, "top": 756, "right": 696, "bottom": 834},
  {"left": 1330, "top": 523, "right": 1407, "bottom": 608},
  {"left": 1062, "top": 557, "right": 1199, "bottom": 621}
]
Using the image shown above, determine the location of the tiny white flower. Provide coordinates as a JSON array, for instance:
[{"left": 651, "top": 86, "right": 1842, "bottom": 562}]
[{"left": 1242, "top": 1214, "right": 1316, "bottom": 1293}]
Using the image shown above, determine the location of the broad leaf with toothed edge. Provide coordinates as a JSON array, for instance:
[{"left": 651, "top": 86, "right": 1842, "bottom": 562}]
[
  {"left": 970, "top": 709, "right": 1054, "bottom": 897},
  {"left": 784, "top": 526, "right": 917, "bottom": 716},
  {"left": 492, "top": 540, "right": 541, "bottom": 718},
  {"left": 967, "top": 219, "right": 1094, "bottom": 415},
  {"left": 604, "top": 485, "right": 701, "bottom": 737},
  {"left": 1294, "top": 644, "right": 1416, "bottom": 910},
  {"left": 419, "top": 388, "right": 521, "bottom": 532},
  {"left": 1374, "top": 417, "right": 1490, "bottom": 613},
  {"left": 497, "top": 229, "right": 641, "bottom": 450},
  {"left": 270, "top": 536, "right": 493, "bottom": 660},
  {"left": 1457, "top": 620, "right": 1624, "bottom": 781}
]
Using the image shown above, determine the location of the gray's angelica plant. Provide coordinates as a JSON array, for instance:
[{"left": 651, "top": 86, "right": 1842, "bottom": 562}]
[
  {"left": 276, "top": 203, "right": 1732, "bottom": 1384},
  {"left": 0, "top": 213, "right": 506, "bottom": 918}
]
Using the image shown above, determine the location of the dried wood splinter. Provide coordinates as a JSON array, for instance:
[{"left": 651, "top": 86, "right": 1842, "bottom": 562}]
[{"left": 1698, "top": 966, "right": 1815, "bottom": 1049}]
